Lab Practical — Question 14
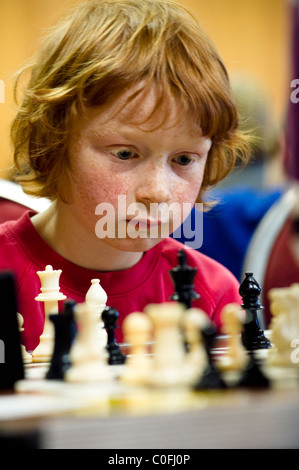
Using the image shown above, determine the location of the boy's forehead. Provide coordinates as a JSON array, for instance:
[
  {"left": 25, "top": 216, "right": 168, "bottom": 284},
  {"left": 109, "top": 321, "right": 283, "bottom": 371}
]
[{"left": 79, "top": 85, "right": 203, "bottom": 137}]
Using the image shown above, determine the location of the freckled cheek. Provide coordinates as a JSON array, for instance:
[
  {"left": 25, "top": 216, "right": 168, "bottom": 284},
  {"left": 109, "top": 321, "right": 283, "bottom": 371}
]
[
  {"left": 174, "top": 178, "right": 202, "bottom": 206},
  {"left": 176, "top": 187, "right": 197, "bottom": 205},
  {"left": 167, "top": 179, "right": 200, "bottom": 230},
  {"left": 71, "top": 166, "right": 130, "bottom": 214}
]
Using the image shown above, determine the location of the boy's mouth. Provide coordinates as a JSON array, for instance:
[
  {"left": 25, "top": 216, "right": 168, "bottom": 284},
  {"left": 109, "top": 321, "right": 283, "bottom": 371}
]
[{"left": 125, "top": 218, "right": 162, "bottom": 229}]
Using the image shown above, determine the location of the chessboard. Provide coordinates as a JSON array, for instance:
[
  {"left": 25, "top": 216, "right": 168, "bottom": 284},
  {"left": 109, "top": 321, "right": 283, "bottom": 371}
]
[
  {"left": 1, "top": 256, "right": 299, "bottom": 449},
  {"left": 1, "top": 332, "right": 299, "bottom": 450}
]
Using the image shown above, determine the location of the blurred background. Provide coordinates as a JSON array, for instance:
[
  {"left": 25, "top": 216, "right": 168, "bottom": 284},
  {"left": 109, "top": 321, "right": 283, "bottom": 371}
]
[{"left": 0, "top": 0, "right": 292, "bottom": 179}]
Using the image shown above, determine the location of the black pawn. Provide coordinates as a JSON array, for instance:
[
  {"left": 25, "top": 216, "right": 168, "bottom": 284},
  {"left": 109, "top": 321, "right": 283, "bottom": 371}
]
[
  {"left": 169, "top": 249, "right": 200, "bottom": 309},
  {"left": 46, "top": 299, "right": 77, "bottom": 380},
  {"left": 102, "top": 306, "right": 126, "bottom": 365},
  {"left": 239, "top": 272, "right": 271, "bottom": 351},
  {"left": 238, "top": 354, "right": 270, "bottom": 389},
  {"left": 193, "top": 322, "right": 226, "bottom": 391}
]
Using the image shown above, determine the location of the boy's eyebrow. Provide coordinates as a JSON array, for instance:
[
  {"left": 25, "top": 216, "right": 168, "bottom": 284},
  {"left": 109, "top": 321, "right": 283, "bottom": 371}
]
[
  {"left": 87, "top": 126, "right": 208, "bottom": 144},
  {"left": 87, "top": 126, "right": 137, "bottom": 140}
]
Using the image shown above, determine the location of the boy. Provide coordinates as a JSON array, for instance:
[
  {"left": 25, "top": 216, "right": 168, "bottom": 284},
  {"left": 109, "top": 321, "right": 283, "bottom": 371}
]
[{"left": 1, "top": 0, "right": 250, "bottom": 351}]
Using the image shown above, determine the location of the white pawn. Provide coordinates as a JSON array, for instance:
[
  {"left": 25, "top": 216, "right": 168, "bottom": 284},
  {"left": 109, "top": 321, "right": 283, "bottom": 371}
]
[
  {"left": 17, "top": 313, "right": 32, "bottom": 364},
  {"left": 144, "top": 302, "right": 186, "bottom": 387},
  {"left": 182, "top": 308, "right": 209, "bottom": 384},
  {"left": 65, "top": 302, "right": 112, "bottom": 383},
  {"left": 218, "top": 303, "right": 248, "bottom": 371},
  {"left": 32, "top": 265, "right": 66, "bottom": 363},
  {"left": 121, "top": 312, "right": 153, "bottom": 385},
  {"left": 85, "top": 279, "right": 108, "bottom": 350}
]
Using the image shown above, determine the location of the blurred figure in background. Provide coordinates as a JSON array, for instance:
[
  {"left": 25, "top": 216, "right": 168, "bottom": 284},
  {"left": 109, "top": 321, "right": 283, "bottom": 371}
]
[{"left": 175, "top": 75, "right": 286, "bottom": 282}]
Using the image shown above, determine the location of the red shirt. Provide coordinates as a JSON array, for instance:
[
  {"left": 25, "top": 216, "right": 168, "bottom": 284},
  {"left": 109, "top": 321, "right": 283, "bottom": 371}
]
[{"left": 0, "top": 211, "right": 241, "bottom": 351}]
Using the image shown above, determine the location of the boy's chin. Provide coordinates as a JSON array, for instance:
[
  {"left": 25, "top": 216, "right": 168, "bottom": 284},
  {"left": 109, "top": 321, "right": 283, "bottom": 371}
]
[{"left": 102, "top": 236, "right": 166, "bottom": 253}]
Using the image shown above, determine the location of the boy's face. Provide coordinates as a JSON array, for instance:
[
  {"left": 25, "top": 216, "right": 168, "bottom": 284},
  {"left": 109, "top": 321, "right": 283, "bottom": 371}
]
[{"left": 66, "top": 86, "right": 211, "bottom": 253}]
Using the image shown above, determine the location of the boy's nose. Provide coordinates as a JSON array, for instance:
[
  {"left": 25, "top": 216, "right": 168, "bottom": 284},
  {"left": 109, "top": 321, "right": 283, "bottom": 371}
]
[{"left": 135, "top": 164, "right": 172, "bottom": 205}]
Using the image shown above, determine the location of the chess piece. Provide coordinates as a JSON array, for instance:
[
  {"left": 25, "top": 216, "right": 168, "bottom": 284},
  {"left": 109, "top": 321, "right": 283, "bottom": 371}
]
[
  {"left": 267, "top": 283, "right": 299, "bottom": 367},
  {"left": 290, "top": 188, "right": 299, "bottom": 265},
  {"left": 144, "top": 302, "right": 186, "bottom": 387},
  {"left": 239, "top": 272, "right": 271, "bottom": 351},
  {"left": 238, "top": 353, "right": 270, "bottom": 389},
  {"left": 182, "top": 308, "right": 209, "bottom": 384},
  {"left": 65, "top": 302, "right": 112, "bottom": 383},
  {"left": 102, "top": 306, "right": 126, "bottom": 365},
  {"left": 32, "top": 265, "right": 66, "bottom": 362},
  {"left": 218, "top": 303, "right": 248, "bottom": 371},
  {"left": 193, "top": 320, "right": 227, "bottom": 390},
  {"left": 0, "top": 271, "right": 24, "bottom": 389},
  {"left": 17, "top": 313, "right": 32, "bottom": 364},
  {"left": 169, "top": 249, "right": 200, "bottom": 309},
  {"left": 85, "top": 278, "right": 108, "bottom": 350},
  {"left": 121, "top": 312, "right": 153, "bottom": 384},
  {"left": 46, "top": 300, "right": 77, "bottom": 380}
]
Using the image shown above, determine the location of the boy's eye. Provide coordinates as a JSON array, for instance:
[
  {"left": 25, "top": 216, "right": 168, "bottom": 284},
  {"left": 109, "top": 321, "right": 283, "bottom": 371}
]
[
  {"left": 112, "top": 148, "right": 137, "bottom": 160},
  {"left": 175, "top": 155, "right": 193, "bottom": 166}
]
